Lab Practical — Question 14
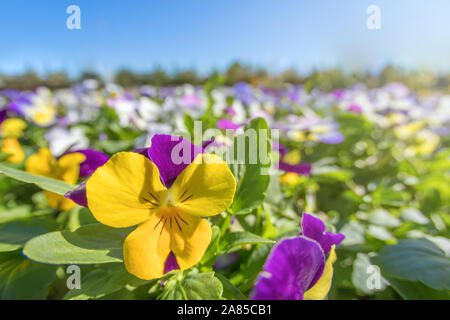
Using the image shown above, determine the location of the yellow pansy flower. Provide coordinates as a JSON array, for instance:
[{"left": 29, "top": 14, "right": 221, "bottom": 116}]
[
  {"left": 25, "top": 148, "right": 86, "bottom": 211},
  {"left": 0, "top": 118, "right": 27, "bottom": 138},
  {"left": 279, "top": 172, "right": 300, "bottom": 185},
  {"left": 86, "top": 147, "right": 236, "bottom": 280},
  {"left": 30, "top": 105, "right": 57, "bottom": 126},
  {"left": 1, "top": 138, "right": 25, "bottom": 163}
]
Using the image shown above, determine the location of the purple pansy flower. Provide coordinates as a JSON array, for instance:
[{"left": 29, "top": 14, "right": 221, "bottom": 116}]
[
  {"left": 234, "top": 82, "right": 254, "bottom": 105},
  {"left": 217, "top": 119, "right": 241, "bottom": 131},
  {"left": 301, "top": 213, "right": 345, "bottom": 255},
  {"left": 251, "top": 213, "right": 344, "bottom": 300},
  {"left": 251, "top": 237, "right": 325, "bottom": 300}
]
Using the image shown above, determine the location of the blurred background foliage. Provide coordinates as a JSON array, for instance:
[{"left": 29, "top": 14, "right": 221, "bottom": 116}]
[{"left": 1, "top": 62, "right": 449, "bottom": 93}]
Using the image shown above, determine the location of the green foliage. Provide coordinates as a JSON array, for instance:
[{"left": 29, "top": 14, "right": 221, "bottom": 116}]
[
  {"left": 0, "top": 217, "right": 57, "bottom": 252},
  {"left": 0, "top": 250, "right": 57, "bottom": 299},
  {"left": 229, "top": 118, "right": 271, "bottom": 215},
  {"left": 64, "top": 264, "right": 150, "bottom": 300},
  {"left": 219, "top": 231, "right": 275, "bottom": 253},
  {"left": 23, "top": 224, "right": 134, "bottom": 264},
  {"left": 0, "top": 164, "right": 75, "bottom": 196},
  {"left": 159, "top": 272, "right": 223, "bottom": 300},
  {"left": 373, "top": 239, "right": 450, "bottom": 291}
]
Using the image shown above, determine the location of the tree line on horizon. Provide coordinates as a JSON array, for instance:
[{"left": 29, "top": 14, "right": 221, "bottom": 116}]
[{"left": 1, "top": 62, "right": 449, "bottom": 92}]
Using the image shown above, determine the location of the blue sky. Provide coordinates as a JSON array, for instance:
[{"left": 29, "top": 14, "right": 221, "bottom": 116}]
[{"left": 1, "top": 0, "right": 450, "bottom": 76}]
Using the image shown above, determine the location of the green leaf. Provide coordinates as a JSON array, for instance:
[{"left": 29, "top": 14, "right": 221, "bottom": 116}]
[
  {"left": 313, "top": 166, "right": 354, "bottom": 182},
  {"left": 215, "top": 273, "right": 246, "bottom": 300},
  {"left": 0, "top": 163, "right": 75, "bottom": 195},
  {"left": 0, "top": 205, "right": 32, "bottom": 223},
  {"left": 200, "top": 225, "right": 221, "bottom": 265},
  {"left": 183, "top": 113, "right": 195, "bottom": 138},
  {"left": 23, "top": 223, "right": 134, "bottom": 264},
  {"left": 229, "top": 118, "right": 271, "bottom": 215},
  {"left": 0, "top": 250, "right": 57, "bottom": 299},
  {"left": 182, "top": 272, "right": 223, "bottom": 300},
  {"left": 64, "top": 264, "right": 150, "bottom": 300},
  {"left": 0, "top": 217, "right": 58, "bottom": 252},
  {"left": 386, "top": 276, "right": 450, "bottom": 300},
  {"left": 219, "top": 231, "right": 274, "bottom": 253},
  {"left": 159, "top": 272, "right": 223, "bottom": 300},
  {"left": 374, "top": 238, "right": 450, "bottom": 291}
]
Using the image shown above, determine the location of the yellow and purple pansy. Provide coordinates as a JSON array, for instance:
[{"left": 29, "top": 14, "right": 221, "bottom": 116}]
[
  {"left": 273, "top": 143, "right": 311, "bottom": 185},
  {"left": 72, "top": 134, "right": 236, "bottom": 280},
  {"left": 251, "top": 213, "right": 344, "bottom": 300},
  {"left": 25, "top": 148, "right": 108, "bottom": 211}
]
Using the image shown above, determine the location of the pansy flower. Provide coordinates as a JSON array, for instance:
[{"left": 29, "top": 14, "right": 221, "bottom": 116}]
[
  {"left": 251, "top": 213, "right": 344, "bottom": 300},
  {"left": 0, "top": 113, "right": 26, "bottom": 164},
  {"left": 83, "top": 134, "right": 236, "bottom": 280},
  {"left": 25, "top": 148, "right": 108, "bottom": 211},
  {"left": 274, "top": 143, "right": 311, "bottom": 185},
  {"left": 1, "top": 138, "right": 25, "bottom": 163},
  {"left": 0, "top": 118, "right": 27, "bottom": 139},
  {"left": 279, "top": 115, "right": 344, "bottom": 145}
]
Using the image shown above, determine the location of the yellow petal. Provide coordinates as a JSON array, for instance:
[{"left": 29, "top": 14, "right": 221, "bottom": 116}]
[
  {"left": 0, "top": 118, "right": 27, "bottom": 138},
  {"left": 86, "top": 152, "right": 167, "bottom": 228},
  {"left": 170, "top": 153, "right": 236, "bottom": 217},
  {"left": 25, "top": 148, "right": 56, "bottom": 177},
  {"left": 279, "top": 172, "right": 299, "bottom": 185},
  {"left": 283, "top": 150, "right": 302, "bottom": 165},
  {"left": 32, "top": 105, "right": 56, "bottom": 126},
  {"left": 57, "top": 152, "right": 86, "bottom": 184},
  {"left": 123, "top": 212, "right": 171, "bottom": 280},
  {"left": 1, "top": 138, "right": 25, "bottom": 163},
  {"left": 169, "top": 208, "right": 212, "bottom": 270},
  {"left": 45, "top": 191, "right": 76, "bottom": 211},
  {"left": 304, "top": 245, "right": 337, "bottom": 300}
]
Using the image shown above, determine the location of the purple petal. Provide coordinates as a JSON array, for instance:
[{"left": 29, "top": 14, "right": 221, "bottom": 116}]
[
  {"left": 301, "top": 213, "right": 345, "bottom": 255},
  {"left": 202, "top": 139, "right": 215, "bottom": 149},
  {"left": 65, "top": 181, "right": 88, "bottom": 207},
  {"left": 217, "top": 119, "right": 240, "bottom": 130},
  {"left": 131, "top": 147, "right": 150, "bottom": 157},
  {"left": 73, "top": 149, "right": 109, "bottom": 178},
  {"left": 318, "top": 131, "right": 344, "bottom": 144},
  {"left": 348, "top": 104, "right": 362, "bottom": 114},
  {"left": 272, "top": 142, "right": 287, "bottom": 157},
  {"left": 147, "top": 134, "right": 203, "bottom": 188},
  {"left": 279, "top": 161, "right": 312, "bottom": 176},
  {"left": 226, "top": 107, "right": 237, "bottom": 116},
  {"left": 0, "top": 109, "right": 7, "bottom": 124},
  {"left": 164, "top": 252, "right": 180, "bottom": 274},
  {"left": 251, "top": 237, "right": 325, "bottom": 300},
  {"left": 214, "top": 252, "right": 239, "bottom": 270}
]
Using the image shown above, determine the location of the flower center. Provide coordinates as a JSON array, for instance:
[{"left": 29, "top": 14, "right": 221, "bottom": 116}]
[{"left": 162, "top": 190, "right": 177, "bottom": 208}]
